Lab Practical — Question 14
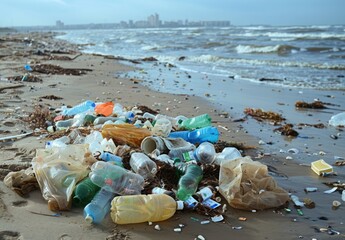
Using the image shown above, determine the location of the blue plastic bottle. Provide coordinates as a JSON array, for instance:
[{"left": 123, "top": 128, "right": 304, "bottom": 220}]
[
  {"left": 168, "top": 126, "right": 219, "bottom": 144},
  {"left": 99, "top": 152, "right": 123, "bottom": 167},
  {"left": 84, "top": 187, "right": 117, "bottom": 224},
  {"left": 62, "top": 100, "right": 96, "bottom": 116}
]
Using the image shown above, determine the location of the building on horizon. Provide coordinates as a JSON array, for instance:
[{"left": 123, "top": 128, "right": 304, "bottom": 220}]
[{"left": 56, "top": 20, "right": 64, "bottom": 28}]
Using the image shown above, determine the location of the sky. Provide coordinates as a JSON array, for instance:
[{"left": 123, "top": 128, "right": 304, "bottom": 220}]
[{"left": 1, "top": 0, "right": 345, "bottom": 27}]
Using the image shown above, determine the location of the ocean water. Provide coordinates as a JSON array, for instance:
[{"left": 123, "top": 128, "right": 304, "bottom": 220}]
[
  {"left": 57, "top": 26, "right": 345, "bottom": 164},
  {"left": 57, "top": 25, "right": 345, "bottom": 90}
]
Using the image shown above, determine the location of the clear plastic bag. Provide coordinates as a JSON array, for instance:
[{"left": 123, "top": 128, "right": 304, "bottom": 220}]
[
  {"left": 219, "top": 156, "right": 289, "bottom": 210},
  {"left": 32, "top": 144, "right": 90, "bottom": 211}
]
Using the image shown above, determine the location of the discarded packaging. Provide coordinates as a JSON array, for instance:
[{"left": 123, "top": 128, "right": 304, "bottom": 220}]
[
  {"left": 32, "top": 144, "right": 90, "bottom": 211},
  {"left": 311, "top": 159, "right": 333, "bottom": 176},
  {"left": 219, "top": 156, "right": 289, "bottom": 210}
]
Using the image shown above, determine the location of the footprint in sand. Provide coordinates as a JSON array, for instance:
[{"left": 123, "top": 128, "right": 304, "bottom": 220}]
[
  {"left": 12, "top": 200, "right": 28, "bottom": 207},
  {"left": 2, "top": 121, "right": 16, "bottom": 127},
  {"left": 0, "top": 230, "right": 21, "bottom": 240}
]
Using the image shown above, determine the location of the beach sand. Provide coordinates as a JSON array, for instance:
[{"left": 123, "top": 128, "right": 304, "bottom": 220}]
[{"left": 0, "top": 32, "right": 344, "bottom": 240}]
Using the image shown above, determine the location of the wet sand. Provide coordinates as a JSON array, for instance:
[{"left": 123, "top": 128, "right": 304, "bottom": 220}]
[{"left": 0, "top": 32, "right": 344, "bottom": 240}]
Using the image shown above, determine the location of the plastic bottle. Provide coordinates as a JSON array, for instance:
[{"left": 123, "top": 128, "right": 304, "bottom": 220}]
[
  {"left": 45, "top": 136, "right": 70, "bottom": 148},
  {"left": 151, "top": 187, "right": 176, "bottom": 199},
  {"left": 129, "top": 152, "right": 157, "bottom": 179},
  {"left": 110, "top": 194, "right": 184, "bottom": 224},
  {"left": 178, "top": 113, "right": 212, "bottom": 130},
  {"left": 93, "top": 116, "right": 119, "bottom": 125},
  {"left": 176, "top": 164, "right": 203, "bottom": 201},
  {"left": 73, "top": 177, "right": 100, "bottom": 207},
  {"left": 113, "top": 103, "right": 135, "bottom": 122},
  {"left": 151, "top": 118, "right": 172, "bottom": 137},
  {"left": 193, "top": 142, "right": 216, "bottom": 164},
  {"left": 89, "top": 161, "right": 144, "bottom": 195},
  {"left": 83, "top": 114, "right": 97, "bottom": 126},
  {"left": 95, "top": 151, "right": 123, "bottom": 167},
  {"left": 214, "top": 147, "right": 242, "bottom": 165},
  {"left": 55, "top": 119, "right": 75, "bottom": 129},
  {"left": 62, "top": 100, "right": 96, "bottom": 116},
  {"left": 329, "top": 112, "right": 345, "bottom": 127},
  {"left": 168, "top": 126, "right": 219, "bottom": 144},
  {"left": 84, "top": 187, "right": 117, "bottom": 224}
]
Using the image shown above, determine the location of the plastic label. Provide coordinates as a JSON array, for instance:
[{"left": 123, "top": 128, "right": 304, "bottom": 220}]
[
  {"left": 182, "top": 151, "right": 195, "bottom": 162},
  {"left": 184, "top": 196, "right": 198, "bottom": 208},
  {"left": 202, "top": 198, "right": 221, "bottom": 209},
  {"left": 198, "top": 187, "right": 213, "bottom": 201}
]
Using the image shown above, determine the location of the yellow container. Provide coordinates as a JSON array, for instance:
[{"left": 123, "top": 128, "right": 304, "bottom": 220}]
[
  {"left": 110, "top": 194, "right": 183, "bottom": 224},
  {"left": 311, "top": 159, "right": 333, "bottom": 175}
]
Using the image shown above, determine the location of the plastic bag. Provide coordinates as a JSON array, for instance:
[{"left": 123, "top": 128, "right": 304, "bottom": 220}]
[
  {"left": 101, "top": 124, "right": 151, "bottom": 148},
  {"left": 32, "top": 144, "right": 90, "bottom": 211},
  {"left": 95, "top": 101, "right": 114, "bottom": 117},
  {"left": 219, "top": 156, "right": 289, "bottom": 210}
]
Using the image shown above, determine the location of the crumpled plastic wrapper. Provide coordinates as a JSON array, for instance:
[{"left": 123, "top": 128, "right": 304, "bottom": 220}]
[
  {"left": 4, "top": 167, "right": 39, "bottom": 197},
  {"left": 219, "top": 156, "right": 289, "bottom": 211}
]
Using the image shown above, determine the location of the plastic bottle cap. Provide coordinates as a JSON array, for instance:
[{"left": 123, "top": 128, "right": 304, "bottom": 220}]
[
  {"left": 176, "top": 201, "right": 184, "bottom": 210},
  {"left": 85, "top": 214, "right": 93, "bottom": 224}
]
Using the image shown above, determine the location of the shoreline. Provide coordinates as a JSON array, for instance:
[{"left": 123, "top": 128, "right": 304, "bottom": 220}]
[{"left": 0, "top": 31, "right": 344, "bottom": 240}]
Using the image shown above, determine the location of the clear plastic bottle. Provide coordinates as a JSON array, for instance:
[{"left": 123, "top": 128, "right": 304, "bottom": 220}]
[
  {"left": 110, "top": 194, "right": 184, "bottom": 224},
  {"left": 89, "top": 161, "right": 144, "bottom": 195},
  {"left": 84, "top": 187, "right": 117, "bottom": 224},
  {"left": 178, "top": 113, "right": 212, "bottom": 130},
  {"left": 129, "top": 152, "right": 157, "bottom": 179},
  {"left": 176, "top": 164, "right": 203, "bottom": 201},
  {"left": 193, "top": 142, "right": 216, "bottom": 164},
  {"left": 214, "top": 147, "right": 242, "bottom": 165},
  {"left": 55, "top": 119, "right": 75, "bottom": 130},
  {"left": 62, "top": 100, "right": 96, "bottom": 116},
  {"left": 151, "top": 118, "right": 172, "bottom": 137},
  {"left": 93, "top": 116, "right": 119, "bottom": 125},
  {"left": 169, "top": 126, "right": 219, "bottom": 144},
  {"left": 73, "top": 177, "right": 100, "bottom": 207},
  {"left": 45, "top": 136, "right": 70, "bottom": 148}
]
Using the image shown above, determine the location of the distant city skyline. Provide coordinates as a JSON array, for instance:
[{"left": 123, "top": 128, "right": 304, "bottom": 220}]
[{"left": 1, "top": 0, "right": 345, "bottom": 27}]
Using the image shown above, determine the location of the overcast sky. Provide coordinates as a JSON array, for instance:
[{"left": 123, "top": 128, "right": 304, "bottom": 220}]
[{"left": 1, "top": 0, "right": 345, "bottom": 27}]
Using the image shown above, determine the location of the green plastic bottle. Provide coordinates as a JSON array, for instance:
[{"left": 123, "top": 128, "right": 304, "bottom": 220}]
[
  {"left": 178, "top": 114, "right": 212, "bottom": 130},
  {"left": 176, "top": 164, "right": 203, "bottom": 201},
  {"left": 73, "top": 177, "right": 101, "bottom": 207}
]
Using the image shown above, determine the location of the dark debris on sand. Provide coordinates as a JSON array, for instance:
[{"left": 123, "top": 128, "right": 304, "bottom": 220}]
[{"left": 31, "top": 64, "right": 92, "bottom": 75}]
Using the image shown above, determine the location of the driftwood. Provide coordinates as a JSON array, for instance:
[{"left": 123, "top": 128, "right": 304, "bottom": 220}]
[{"left": 0, "top": 84, "right": 24, "bottom": 92}]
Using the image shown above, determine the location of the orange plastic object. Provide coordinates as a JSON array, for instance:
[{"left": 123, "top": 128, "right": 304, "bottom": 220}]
[
  {"left": 102, "top": 124, "right": 152, "bottom": 148},
  {"left": 95, "top": 102, "right": 114, "bottom": 117}
]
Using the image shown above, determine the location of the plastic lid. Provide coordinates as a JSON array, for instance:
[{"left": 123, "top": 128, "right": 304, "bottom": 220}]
[
  {"left": 85, "top": 214, "right": 93, "bottom": 224},
  {"left": 176, "top": 201, "right": 184, "bottom": 210}
]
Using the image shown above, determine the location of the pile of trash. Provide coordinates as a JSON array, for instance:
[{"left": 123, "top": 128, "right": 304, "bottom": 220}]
[{"left": 4, "top": 100, "right": 291, "bottom": 226}]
